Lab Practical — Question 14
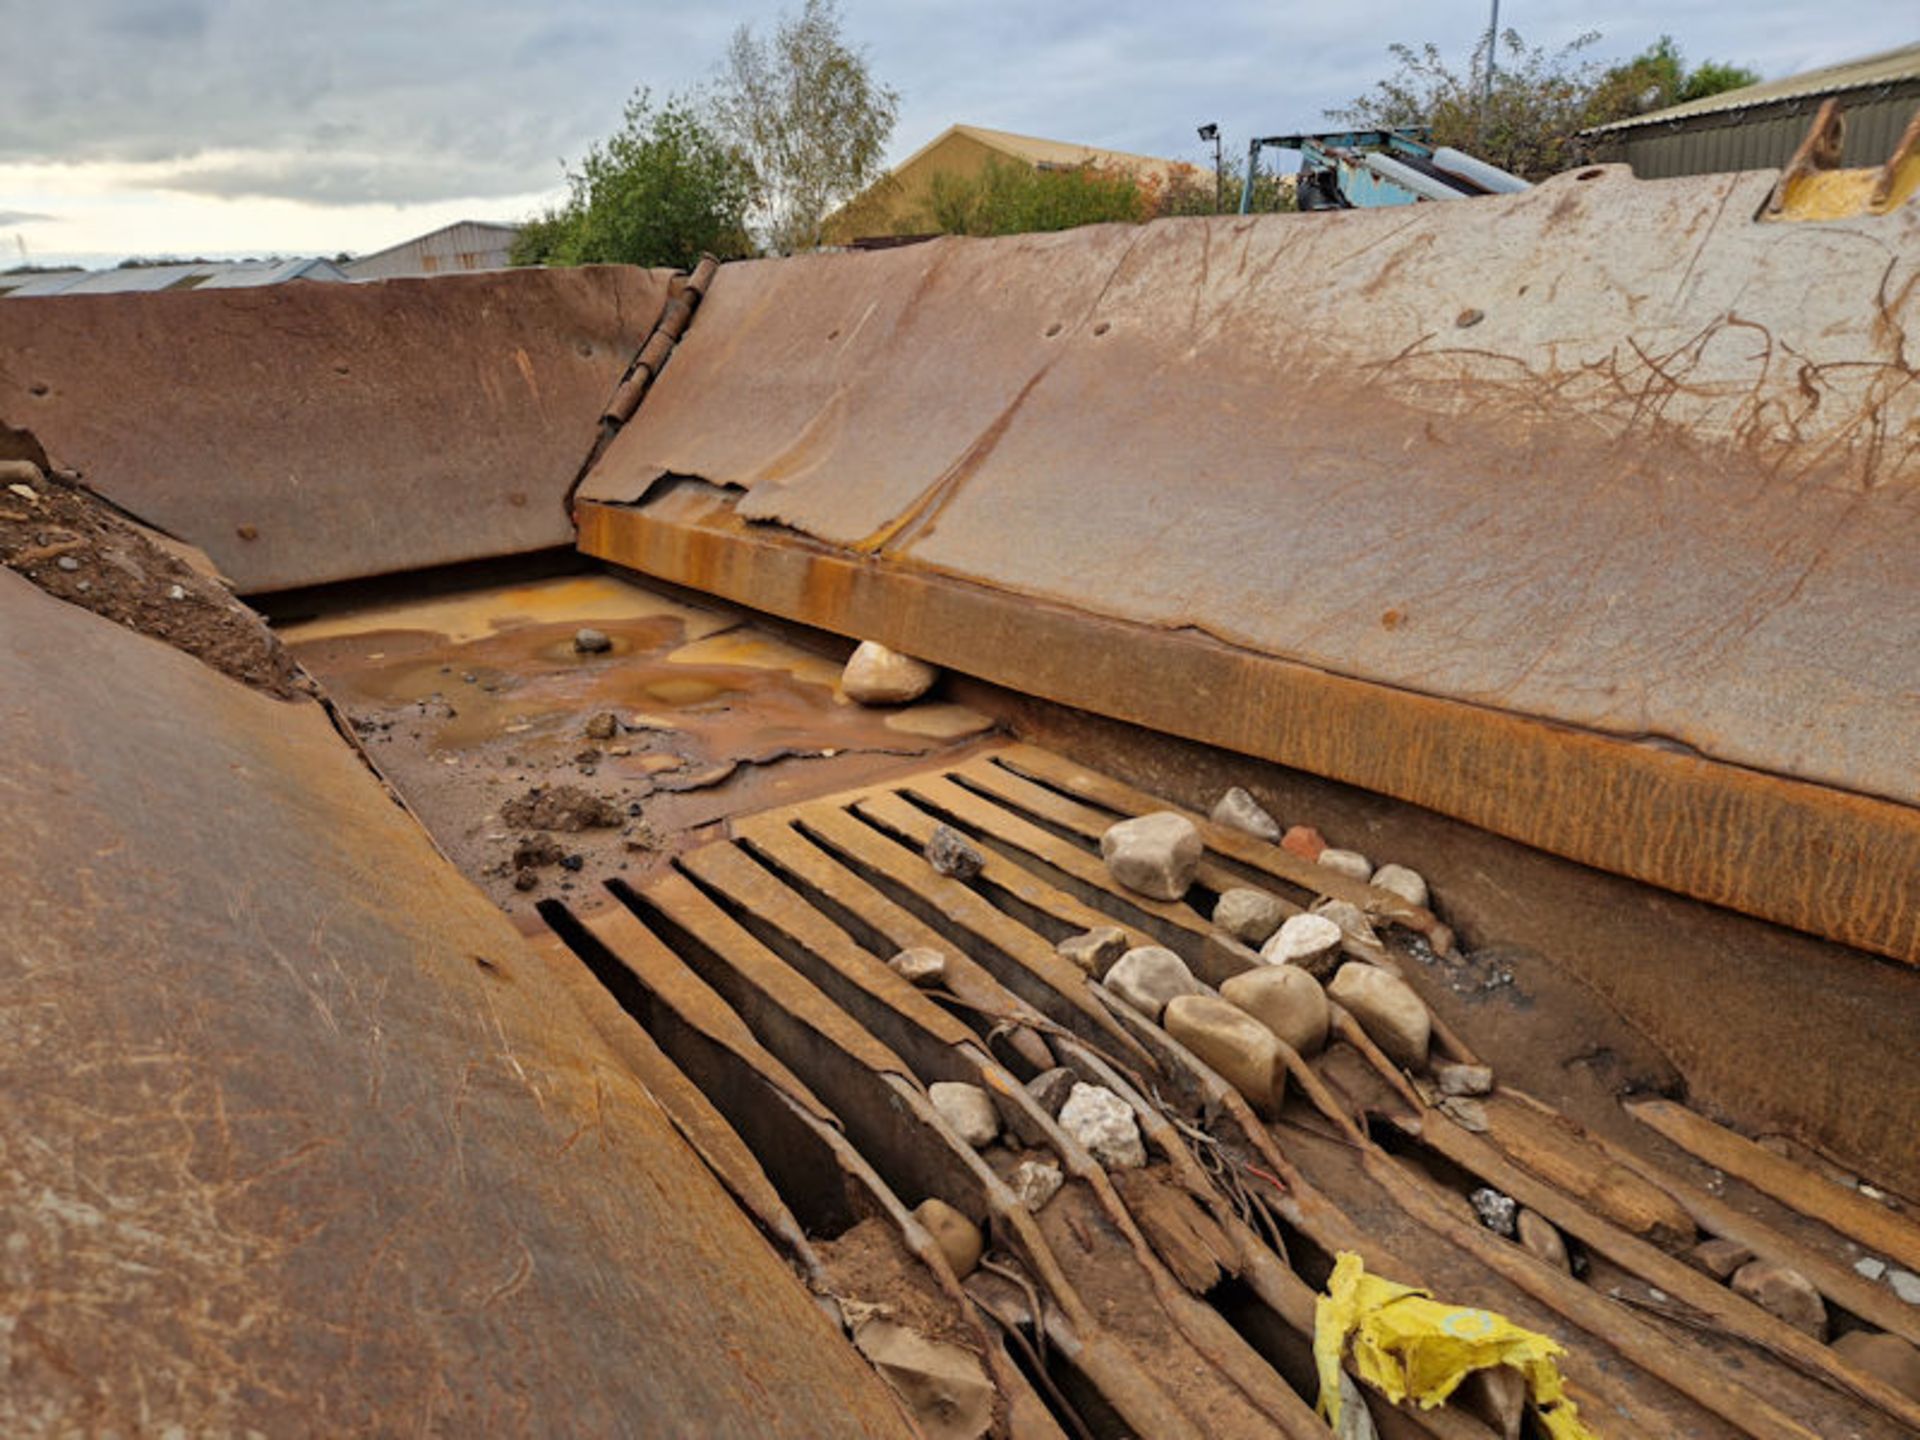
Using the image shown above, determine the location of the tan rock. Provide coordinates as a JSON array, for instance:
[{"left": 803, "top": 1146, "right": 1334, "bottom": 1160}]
[
  {"left": 928, "top": 1082, "right": 999, "bottom": 1148},
  {"left": 1732, "top": 1259, "right": 1827, "bottom": 1339},
  {"left": 1057, "top": 925, "right": 1129, "bottom": 977},
  {"left": 889, "top": 947, "right": 948, "bottom": 986},
  {"left": 1317, "top": 848, "right": 1374, "bottom": 883},
  {"left": 1105, "top": 945, "right": 1204, "bottom": 1020},
  {"left": 1214, "top": 886, "right": 1287, "bottom": 946},
  {"left": 1100, "top": 811, "right": 1202, "bottom": 900},
  {"left": 842, "top": 640, "right": 939, "bottom": 704},
  {"left": 912, "top": 1198, "right": 985, "bottom": 1280},
  {"left": 1261, "top": 912, "right": 1343, "bottom": 974},
  {"left": 1009, "top": 1158, "right": 1065, "bottom": 1212},
  {"left": 1164, "top": 994, "right": 1287, "bottom": 1114},
  {"left": 1210, "top": 786, "right": 1281, "bottom": 843},
  {"left": 1688, "top": 1237, "right": 1754, "bottom": 1280},
  {"left": 1832, "top": 1331, "right": 1920, "bottom": 1403},
  {"left": 1435, "top": 1062, "right": 1494, "bottom": 1097},
  {"left": 1312, "top": 897, "right": 1381, "bottom": 947},
  {"left": 1516, "top": 1209, "right": 1571, "bottom": 1273},
  {"left": 1220, "top": 964, "right": 1329, "bottom": 1057},
  {"left": 1371, "top": 862, "right": 1430, "bottom": 909},
  {"left": 853, "top": 1317, "right": 996, "bottom": 1440},
  {"left": 1327, "top": 963, "right": 1431, "bottom": 1069}
]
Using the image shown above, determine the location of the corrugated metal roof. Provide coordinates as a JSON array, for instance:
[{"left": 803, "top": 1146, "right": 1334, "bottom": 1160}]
[
  {"left": 340, "top": 220, "right": 521, "bottom": 279},
  {"left": 1586, "top": 41, "right": 1920, "bottom": 135},
  {"left": 0, "top": 257, "right": 345, "bottom": 298}
]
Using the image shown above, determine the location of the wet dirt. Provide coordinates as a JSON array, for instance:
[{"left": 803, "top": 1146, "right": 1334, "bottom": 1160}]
[
  {"left": 0, "top": 467, "right": 304, "bottom": 698},
  {"left": 283, "top": 572, "right": 999, "bottom": 921},
  {"left": 816, "top": 1215, "right": 983, "bottom": 1351}
]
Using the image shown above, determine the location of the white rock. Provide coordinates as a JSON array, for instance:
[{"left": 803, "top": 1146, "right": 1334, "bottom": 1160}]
[
  {"left": 1214, "top": 887, "right": 1287, "bottom": 946},
  {"left": 1371, "top": 863, "right": 1430, "bottom": 909},
  {"left": 1100, "top": 811, "right": 1202, "bottom": 900},
  {"left": 1317, "top": 848, "right": 1374, "bottom": 883},
  {"left": 1210, "top": 787, "right": 1281, "bottom": 843},
  {"left": 1058, "top": 1082, "right": 1147, "bottom": 1170},
  {"left": 1312, "top": 897, "right": 1381, "bottom": 948},
  {"left": 1435, "top": 1062, "right": 1494, "bottom": 1097},
  {"left": 1327, "top": 963, "right": 1431, "bottom": 1069},
  {"left": 1262, "top": 912, "right": 1344, "bottom": 974},
  {"left": 928, "top": 1082, "right": 999, "bottom": 1148},
  {"left": 1857, "top": 1257, "right": 1889, "bottom": 1282},
  {"left": 890, "top": 948, "right": 948, "bottom": 986},
  {"left": 1219, "top": 964, "right": 1330, "bottom": 1057},
  {"left": 1104, "top": 946, "right": 1205, "bottom": 1020},
  {"left": 1892, "top": 1269, "right": 1920, "bottom": 1305},
  {"left": 842, "top": 641, "right": 939, "bottom": 705},
  {"left": 1009, "top": 1159, "right": 1065, "bottom": 1212}
]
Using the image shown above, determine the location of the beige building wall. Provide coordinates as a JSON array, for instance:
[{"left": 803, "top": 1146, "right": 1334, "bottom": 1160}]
[{"left": 822, "top": 131, "right": 1005, "bottom": 244}]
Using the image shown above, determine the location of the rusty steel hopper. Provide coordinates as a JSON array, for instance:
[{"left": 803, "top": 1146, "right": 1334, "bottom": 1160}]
[{"left": 4, "top": 146, "right": 1920, "bottom": 1440}]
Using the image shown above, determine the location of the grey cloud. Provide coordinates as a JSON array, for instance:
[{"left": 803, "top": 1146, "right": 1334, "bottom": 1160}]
[{"left": 2, "top": 0, "right": 1916, "bottom": 210}]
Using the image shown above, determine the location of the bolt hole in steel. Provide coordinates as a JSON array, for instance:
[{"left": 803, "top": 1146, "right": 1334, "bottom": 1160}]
[
  {"left": 1455, "top": 309, "right": 1485, "bottom": 328},
  {"left": 1045, "top": 322, "right": 1063, "bottom": 337},
  {"left": 1092, "top": 322, "right": 1111, "bottom": 337},
  {"left": 827, "top": 328, "right": 841, "bottom": 341},
  {"left": 1577, "top": 167, "right": 1604, "bottom": 181},
  {"left": 28, "top": 381, "right": 48, "bottom": 396}
]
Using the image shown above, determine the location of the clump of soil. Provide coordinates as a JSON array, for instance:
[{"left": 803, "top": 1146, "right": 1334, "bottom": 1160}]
[
  {"left": 501, "top": 783, "right": 625, "bottom": 832},
  {"left": 0, "top": 465, "right": 304, "bottom": 699}
]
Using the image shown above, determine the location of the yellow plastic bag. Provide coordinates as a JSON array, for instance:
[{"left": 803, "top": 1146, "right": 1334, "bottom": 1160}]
[{"left": 1314, "top": 1251, "right": 1597, "bottom": 1440}]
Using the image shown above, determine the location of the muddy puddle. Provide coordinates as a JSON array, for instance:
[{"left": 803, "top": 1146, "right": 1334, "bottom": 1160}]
[{"left": 283, "top": 572, "right": 997, "bottom": 922}]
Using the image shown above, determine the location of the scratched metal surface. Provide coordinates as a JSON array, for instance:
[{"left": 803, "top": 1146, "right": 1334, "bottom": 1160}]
[
  {"left": 581, "top": 166, "right": 1920, "bottom": 810},
  {"left": 0, "top": 266, "right": 672, "bottom": 594},
  {"left": 0, "top": 569, "right": 913, "bottom": 1439}
]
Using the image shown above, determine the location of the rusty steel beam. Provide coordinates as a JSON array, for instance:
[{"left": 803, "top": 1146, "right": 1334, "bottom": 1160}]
[
  {"left": 0, "top": 569, "right": 914, "bottom": 1438},
  {"left": 578, "top": 492, "right": 1920, "bottom": 965},
  {"left": 1, "top": 267, "right": 675, "bottom": 593}
]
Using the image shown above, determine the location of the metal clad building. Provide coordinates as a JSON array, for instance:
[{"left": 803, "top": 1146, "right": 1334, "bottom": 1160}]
[
  {"left": 1585, "top": 42, "right": 1920, "bottom": 178},
  {"left": 341, "top": 221, "right": 521, "bottom": 281}
]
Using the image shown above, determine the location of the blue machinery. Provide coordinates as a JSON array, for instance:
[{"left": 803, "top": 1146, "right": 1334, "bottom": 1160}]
[{"left": 1239, "top": 128, "right": 1529, "bottom": 211}]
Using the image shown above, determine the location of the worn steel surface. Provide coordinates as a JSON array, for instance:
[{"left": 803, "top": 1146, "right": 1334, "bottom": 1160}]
[
  {"left": 0, "top": 266, "right": 672, "bottom": 593},
  {"left": 577, "top": 170, "right": 1920, "bottom": 952},
  {"left": 0, "top": 569, "right": 914, "bottom": 1439}
]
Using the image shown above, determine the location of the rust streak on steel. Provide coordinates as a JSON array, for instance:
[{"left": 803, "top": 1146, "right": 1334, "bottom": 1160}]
[
  {"left": 0, "top": 567, "right": 914, "bottom": 1439},
  {"left": 578, "top": 492, "right": 1920, "bottom": 965}
]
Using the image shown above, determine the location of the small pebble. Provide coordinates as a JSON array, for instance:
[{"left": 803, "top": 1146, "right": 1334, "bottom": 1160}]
[
  {"left": 1104, "top": 946, "right": 1205, "bottom": 1021},
  {"left": 1210, "top": 786, "right": 1281, "bottom": 843},
  {"left": 1891, "top": 1269, "right": 1920, "bottom": 1305},
  {"left": 572, "top": 627, "right": 612, "bottom": 653},
  {"left": 1057, "top": 926, "right": 1129, "bottom": 977},
  {"left": 928, "top": 1082, "right": 999, "bottom": 1148},
  {"left": 1435, "top": 1062, "right": 1494, "bottom": 1097},
  {"left": 1214, "top": 887, "right": 1287, "bottom": 946},
  {"left": 1280, "top": 825, "right": 1326, "bottom": 861},
  {"left": 55, "top": 555, "right": 79, "bottom": 572},
  {"left": 1100, "top": 811, "right": 1201, "bottom": 901},
  {"left": 1472, "top": 1187, "right": 1518, "bottom": 1236},
  {"left": 1371, "top": 862, "right": 1430, "bottom": 909},
  {"left": 926, "top": 824, "right": 984, "bottom": 880},
  {"left": 1262, "top": 912, "right": 1343, "bottom": 974},
  {"left": 1317, "top": 848, "right": 1373, "bottom": 883},
  {"left": 1009, "top": 1158, "right": 1065, "bottom": 1212},
  {"left": 1058, "top": 1082, "right": 1146, "bottom": 1169},
  {"left": 584, "top": 711, "right": 618, "bottom": 740},
  {"left": 913, "top": 1198, "right": 983, "bottom": 1279},
  {"left": 889, "top": 947, "right": 947, "bottom": 987},
  {"left": 167, "top": 584, "right": 186, "bottom": 600},
  {"left": 841, "top": 640, "right": 938, "bottom": 704},
  {"left": 1857, "top": 1257, "right": 1888, "bottom": 1282}
]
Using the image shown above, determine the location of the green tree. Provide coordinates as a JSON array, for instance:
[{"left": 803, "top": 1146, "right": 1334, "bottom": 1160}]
[
  {"left": 713, "top": 0, "right": 900, "bottom": 253},
  {"left": 1329, "top": 30, "right": 1605, "bottom": 181},
  {"left": 1332, "top": 31, "right": 1763, "bottom": 182},
  {"left": 511, "top": 90, "right": 754, "bottom": 269}
]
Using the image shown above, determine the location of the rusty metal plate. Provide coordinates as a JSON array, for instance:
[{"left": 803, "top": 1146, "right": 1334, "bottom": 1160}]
[
  {"left": 581, "top": 168, "right": 1920, "bottom": 814},
  {"left": 0, "top": 569, "right": 912, "bottom": 1438},
  {"left": 0, "top": 266, "right": 672, "bottom": 594}
]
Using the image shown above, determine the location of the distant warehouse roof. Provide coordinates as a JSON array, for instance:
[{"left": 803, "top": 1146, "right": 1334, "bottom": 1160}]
[
  {"left": 0, "top": 257, "right": 345, "bottom": 300},
  {"left": 1583, "top": 42, "right": 1920, "bottom": 178},
  {"left": 342, "top": 220, "right": 521, "bottom": 281}
]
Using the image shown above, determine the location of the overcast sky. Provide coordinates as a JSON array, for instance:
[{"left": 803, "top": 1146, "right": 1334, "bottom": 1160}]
[{"left": 2, "top": 1, "right": 1913, "bottom": 266}]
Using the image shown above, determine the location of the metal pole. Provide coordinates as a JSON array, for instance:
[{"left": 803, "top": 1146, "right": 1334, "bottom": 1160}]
[
  {"left": 1482, "top": 0, "right": 1500, "bottom": 113},
  {"left": 1238, "top": 139, "right": 1260, "bottom": 214},
  {"left": 1213, "top": 132, "right": 1224, "bottom": 212}
]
